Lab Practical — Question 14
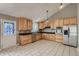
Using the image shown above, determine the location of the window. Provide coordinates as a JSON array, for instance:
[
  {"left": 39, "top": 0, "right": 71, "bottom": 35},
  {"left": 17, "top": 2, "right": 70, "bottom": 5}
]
[
  {"left": 32, "top": 22, "right": 38, "bottom": 32},
  {"left": 4, "top": 22, "right": 14, "bottom": 36}
]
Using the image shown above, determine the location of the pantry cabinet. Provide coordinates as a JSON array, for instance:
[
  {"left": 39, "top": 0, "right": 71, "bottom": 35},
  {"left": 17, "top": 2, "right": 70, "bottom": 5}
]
[{"left": 19, "top": 35, "right": 32, "bottom": 45}]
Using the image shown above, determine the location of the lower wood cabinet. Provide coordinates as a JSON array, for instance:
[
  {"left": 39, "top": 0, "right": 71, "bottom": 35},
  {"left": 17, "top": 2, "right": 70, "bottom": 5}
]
[
  {"left": 36, "top": 33, "right": 42, "bottom": 41},
  {"left": 19, "top": 35, "right": 32, "bottom": 45},
  {"left": 55, "top": 35, "right": 63, "bottom": 43},
  {"left": 50, "top": 34, "right": 55, "bottom": 41},
  {"left": 42, "top": 33, "right": 48, "bottom": 40}
]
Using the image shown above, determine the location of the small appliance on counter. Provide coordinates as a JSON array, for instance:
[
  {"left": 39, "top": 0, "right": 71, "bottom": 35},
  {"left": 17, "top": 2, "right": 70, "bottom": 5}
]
[
  {"left": 56, "top": 27, "right": 63, "bottom": 35},
  {"left": 43, "top": 28, "right": 56, "bottom": 34}
]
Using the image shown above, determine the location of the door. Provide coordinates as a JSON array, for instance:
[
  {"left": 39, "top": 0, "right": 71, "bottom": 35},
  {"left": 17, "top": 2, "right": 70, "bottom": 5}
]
[
  {"left": 69, "top": 25, "right": 77, "bottom": 47},
  {"left": 1, "top": 19, "right": 16, "bottom": 49}
]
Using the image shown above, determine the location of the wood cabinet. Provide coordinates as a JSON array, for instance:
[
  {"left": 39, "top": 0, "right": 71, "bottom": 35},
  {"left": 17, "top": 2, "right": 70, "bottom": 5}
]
[
  {"left": 54, "top": 19, "right": 59, "bottom": 27},
  {"left": 28, "top": 20, "right": 32, "bottom": 30},
  {"left": 36, "top": 33, "right": 42, "bottom": 41},
  {"left": 42, "top": 33, "right": 47, "bottom": 40},
  {"left": 59, "top": 19, "right": 63, "bottom": 27},
  {"left": 50, "top": 34, "right": 55, "bottom": 41},
  {"left": 39, "top": 22, "right": 46, "bottom": 29},
  {"left": 55, "top": 35, "right": 63, "bottom": 43},
  {"left": 39, "top": 22, "right": 43, "bottom": 29},
  {"left": 69, "top": 17, "right": 77, "bottom": 25},
  {"left": 19, "top": 17, "right": 32, "bottom": 31},
  {"left": 50, "top": 20, "right": 54, "bottom": 29},
  {"left": 63, "top": 18, "right": 70, "bottom": 25},
  {"left": 19, "top": 17, "right": 28, "bottom": 30},
  {"left": 19, "top": 35, "right": 32, "bottom": 45},
  {"left": 64, "top": 17, "right": 77, "bottom": 25}
]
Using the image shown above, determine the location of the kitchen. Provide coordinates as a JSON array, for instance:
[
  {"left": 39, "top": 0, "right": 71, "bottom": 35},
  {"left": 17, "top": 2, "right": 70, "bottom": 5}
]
[{"left": 0, "top": 3, "right": 79, "bottom": 56}]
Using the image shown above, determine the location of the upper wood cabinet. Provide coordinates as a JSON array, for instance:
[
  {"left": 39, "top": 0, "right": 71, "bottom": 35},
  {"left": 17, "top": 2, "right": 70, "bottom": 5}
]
[
  {"left": 18, "top": 17, "right": 32, "bottom": 31},
  {"left": 50, "top": 20, "right": 54, "bottom": 29},
  {"left": 39, "top": 22, "right": 43, "bottom": 29},
  {"left": 64, "top": 17, "right": 77, "bottom": 25},
  {"left": 69, "top": 17, "right": 77, "bottom": 25},
  {"left": 28, "top": 20, "right": 32, "bottom": 30},
  {"left": 54, "top": 19, "right": 59, "bottom": 27},
  {"left": 59, "top": 19, "right": 63, "bottom": 27},
  {"left": 19, "top": 17, "right": 28, "bottom": 30},
  {"left": 63, "top": 18, "right": 70, "bottom": 25},
  {"left": 39, "top": 21, "right": 46, "bottom": 29}
]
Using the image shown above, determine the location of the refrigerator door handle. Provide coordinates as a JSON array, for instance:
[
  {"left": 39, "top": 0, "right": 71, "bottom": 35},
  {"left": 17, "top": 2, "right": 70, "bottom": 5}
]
[{"left": 68, "top": 28, "right": 70, "bottom": 38}]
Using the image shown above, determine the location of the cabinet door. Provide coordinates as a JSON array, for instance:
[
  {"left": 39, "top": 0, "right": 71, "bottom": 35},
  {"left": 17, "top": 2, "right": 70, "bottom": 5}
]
[
  {"left": 54, "top": 19, "right": 59, "bottom": 27},
  {"left": 28, "top": 20, "right": 32, "bottom": 30},
  {"left": 23, "top": 19, "right": 28, "bottom": 30},
  {"left": 64, "top": 18, "right": 70, "bottom": 25},
  {"left": 19, "top": 19, "right": 23, "bottom": 30},
  {"left": 19, "top": 17, "right": 27, "bottom": 30},
  {"left": 50, "top": 20, "right": 54, "bottom": 29},
  {"left": 20, "top": 35, "right": 32, "bottom": 45},
  {"left": 55, "top": 35, "right": 63, "bottom": 43},
  {"left": 59, "top": 19, "right": 63, "bottom": 27},
  {"left": 39, "top": 22, "right": 42, "bottom": 29},
  {"left": 69, "top": 17, "right": 77, "bottom": 25}
]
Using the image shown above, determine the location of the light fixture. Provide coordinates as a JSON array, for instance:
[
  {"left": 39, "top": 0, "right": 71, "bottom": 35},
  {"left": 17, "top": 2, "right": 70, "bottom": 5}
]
[
  {"left": 59, "top": 3, "right": 64, "bottom": 9},
  {"left": 46, "top": 10, "right": 48, "bottom": 21}
]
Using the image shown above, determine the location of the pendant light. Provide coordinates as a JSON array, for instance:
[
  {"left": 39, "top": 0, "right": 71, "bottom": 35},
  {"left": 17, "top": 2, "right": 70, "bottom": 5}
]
[
  {"left": 59, "top": 3, "right": 63, "bottom": 9},
  {"left": 46, "top": 10, "right": 48, "bottom": 20},
  {"left": 46, "top": 10, "right": 48, "bottom": 23}
]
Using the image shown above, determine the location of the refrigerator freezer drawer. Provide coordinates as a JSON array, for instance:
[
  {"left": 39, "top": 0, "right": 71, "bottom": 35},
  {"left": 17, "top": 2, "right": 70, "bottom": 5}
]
[
  {"left": 63, "top": 35, "right": 69, "bottom": 45},
  {"left": 69, "top": 36, "right": 77, "bottom": 47}
]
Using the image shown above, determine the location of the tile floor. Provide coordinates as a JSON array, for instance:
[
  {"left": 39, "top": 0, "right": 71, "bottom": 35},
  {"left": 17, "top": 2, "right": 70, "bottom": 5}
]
[{"left": 0, "top": 40, "right": 79, "bottom": 56}]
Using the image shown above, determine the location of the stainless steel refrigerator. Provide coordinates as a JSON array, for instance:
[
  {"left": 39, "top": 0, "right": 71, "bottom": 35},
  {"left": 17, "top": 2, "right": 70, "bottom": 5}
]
[{"left": 63, "top": 25, "right": 78, "bottom": 47}]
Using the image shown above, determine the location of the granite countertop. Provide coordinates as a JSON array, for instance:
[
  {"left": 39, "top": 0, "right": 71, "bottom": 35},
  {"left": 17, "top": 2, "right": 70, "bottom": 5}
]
[{"left": 19, "top": 32, "right": 56, "bottom": 35}]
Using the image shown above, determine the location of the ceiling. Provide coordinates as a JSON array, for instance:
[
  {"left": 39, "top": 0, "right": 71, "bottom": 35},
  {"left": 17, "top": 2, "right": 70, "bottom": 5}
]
[{"left": 0, "top": 3, "right": 69, "bottom": 21}]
